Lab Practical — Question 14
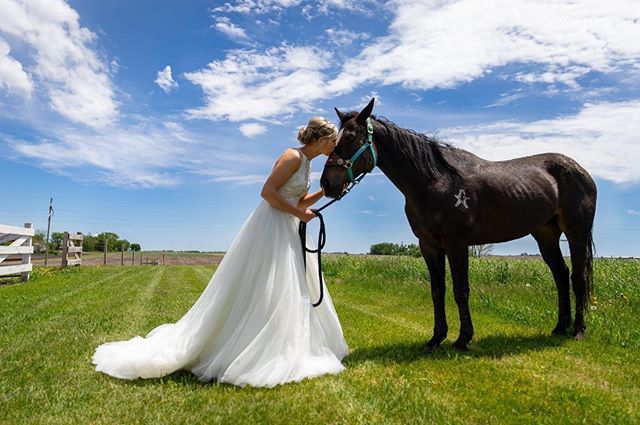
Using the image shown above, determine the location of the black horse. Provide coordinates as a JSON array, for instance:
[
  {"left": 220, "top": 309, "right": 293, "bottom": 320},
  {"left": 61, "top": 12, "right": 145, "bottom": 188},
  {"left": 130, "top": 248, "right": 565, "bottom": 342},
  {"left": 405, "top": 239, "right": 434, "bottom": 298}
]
[{"left": 320, "top": 99, "right": 597, "bottom": 351}]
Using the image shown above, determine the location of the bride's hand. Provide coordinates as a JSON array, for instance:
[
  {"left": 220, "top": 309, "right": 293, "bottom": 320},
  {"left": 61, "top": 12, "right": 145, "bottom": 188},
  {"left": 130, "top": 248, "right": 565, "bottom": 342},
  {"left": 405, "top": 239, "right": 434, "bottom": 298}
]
[{"left": 298, "top": 209, "right": 316, "bottom": 223}]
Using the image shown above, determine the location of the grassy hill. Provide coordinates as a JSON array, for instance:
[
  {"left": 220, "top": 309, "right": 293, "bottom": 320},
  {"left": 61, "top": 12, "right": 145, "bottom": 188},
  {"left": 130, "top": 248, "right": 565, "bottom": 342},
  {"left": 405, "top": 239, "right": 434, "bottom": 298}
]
[{"left": 1, "top": 257, "right": 638, "bottom": 424}]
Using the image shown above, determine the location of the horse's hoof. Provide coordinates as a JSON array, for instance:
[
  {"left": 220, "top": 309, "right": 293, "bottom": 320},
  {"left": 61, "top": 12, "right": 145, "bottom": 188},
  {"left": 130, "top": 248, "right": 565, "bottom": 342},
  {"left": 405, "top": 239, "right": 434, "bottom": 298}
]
[
  {"left": 422, "top": 344, "right": 439, "bottom": 354},
  {"left": 422, "top": 336, "right": 446, "bottom": 353},
  {"left": 551, "top": 325, "right": 570, "bottom": 336},
  {"left": 452, "top": 340, "right": 469, "bottom": 352}
]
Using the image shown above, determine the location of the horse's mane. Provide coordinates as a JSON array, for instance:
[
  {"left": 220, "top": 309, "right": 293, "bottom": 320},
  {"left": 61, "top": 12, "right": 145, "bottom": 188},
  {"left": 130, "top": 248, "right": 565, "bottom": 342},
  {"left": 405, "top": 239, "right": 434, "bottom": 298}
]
[
  {"left": 374, "top": 115, "right": 459, "bottom": 179},
  {"left": 338, "top": 111, "right": 458, "bottom": 178}
]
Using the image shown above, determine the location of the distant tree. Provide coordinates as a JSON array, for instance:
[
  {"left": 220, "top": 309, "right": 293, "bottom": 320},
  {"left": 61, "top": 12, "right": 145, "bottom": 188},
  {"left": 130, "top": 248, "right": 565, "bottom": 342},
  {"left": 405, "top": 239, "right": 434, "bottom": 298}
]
[
  {"left": 33, "top": 230, "right": 46, "bottom": 244},
  {"left": 469, "top": 244, "right": 494, "bottom": 257},
  {"left": 96, "top": 232, "right": 120, "bottom": 252},
  {"left": 370, "top": 242, "right": 421, "bottom": 257},
  {"left": 31, "top": 230, "right": 47, "bottom": 253},
  {"left": 50, "top": 232, "right": 64, "bottom": 251},
  {"left": 370, "top": 242, "right": 395, "bottom": 255},
  {"left": 130, "top": 243, "right": 141, "bottom": 252},
  {"left": 115, "top": 239, "right": 130, "bottom": 251},
  {"left": 83, "top": 234, "right": 96, "bottom": 251}
]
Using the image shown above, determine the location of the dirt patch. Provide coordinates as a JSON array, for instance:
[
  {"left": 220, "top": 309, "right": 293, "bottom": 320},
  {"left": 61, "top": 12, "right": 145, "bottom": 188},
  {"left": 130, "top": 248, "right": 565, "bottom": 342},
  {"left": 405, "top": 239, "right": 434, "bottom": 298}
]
[{"left": 30, "top": 252, "right": 224, "bottom": 267}]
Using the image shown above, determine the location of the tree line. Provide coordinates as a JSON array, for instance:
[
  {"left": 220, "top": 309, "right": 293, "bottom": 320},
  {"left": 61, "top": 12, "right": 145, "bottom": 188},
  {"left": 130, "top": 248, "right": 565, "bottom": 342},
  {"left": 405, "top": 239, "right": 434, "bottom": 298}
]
[
  {"left": 370, "top": 242, "right": 493, "bottom": 257},
  {"left": 32, "top": 230, "right": 141, "bottom": 254}
]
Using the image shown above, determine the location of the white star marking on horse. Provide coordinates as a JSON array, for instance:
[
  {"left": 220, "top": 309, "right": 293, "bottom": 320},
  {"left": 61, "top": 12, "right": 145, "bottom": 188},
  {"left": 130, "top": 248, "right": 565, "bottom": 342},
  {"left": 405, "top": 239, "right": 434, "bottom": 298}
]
[{"left": 454, "top": 189, "right": 470, "bottom": 209}]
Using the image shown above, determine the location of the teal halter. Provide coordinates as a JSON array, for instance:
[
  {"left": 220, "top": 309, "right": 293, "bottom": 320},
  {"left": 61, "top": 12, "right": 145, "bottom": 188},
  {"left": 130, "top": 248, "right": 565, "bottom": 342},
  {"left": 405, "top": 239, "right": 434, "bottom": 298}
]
[{"left": 327, "top": 117, "right": 378, "bottom": 184}]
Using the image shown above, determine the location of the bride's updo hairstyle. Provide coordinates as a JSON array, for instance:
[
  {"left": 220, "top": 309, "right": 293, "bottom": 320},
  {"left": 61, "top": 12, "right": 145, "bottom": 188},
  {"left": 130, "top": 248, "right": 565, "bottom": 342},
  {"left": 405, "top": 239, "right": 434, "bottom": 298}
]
[{"left": 297, "top": 117, "right": 338, "bottom": 145}]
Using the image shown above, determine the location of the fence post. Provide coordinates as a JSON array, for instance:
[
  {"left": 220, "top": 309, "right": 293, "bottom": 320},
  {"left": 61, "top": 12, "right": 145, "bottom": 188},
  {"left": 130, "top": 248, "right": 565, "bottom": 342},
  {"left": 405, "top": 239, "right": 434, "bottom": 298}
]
[
  {"left": 62, "top": 231, "right": 69, "bottom": 267},
  {"left": 131, "top": 251, "right": 135, "bottom": 266},
  {"left": 121, "top": 244, "right": 124, "bottom": 266},
  {"left": 103, "top": 233, "right": 108, "bottom": 266},
  {"left": 140, "top": 252, "right": 142, "bottom": 266},
  {"left": 21, "top": 223, "right": 32, "bottom": 282}
]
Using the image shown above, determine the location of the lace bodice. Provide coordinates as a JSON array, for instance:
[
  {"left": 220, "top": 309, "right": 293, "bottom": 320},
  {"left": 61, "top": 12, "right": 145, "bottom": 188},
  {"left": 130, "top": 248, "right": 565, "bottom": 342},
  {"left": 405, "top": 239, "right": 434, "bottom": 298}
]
[{"left": 278, "top": 148, "right": 311, "bottom": 205}]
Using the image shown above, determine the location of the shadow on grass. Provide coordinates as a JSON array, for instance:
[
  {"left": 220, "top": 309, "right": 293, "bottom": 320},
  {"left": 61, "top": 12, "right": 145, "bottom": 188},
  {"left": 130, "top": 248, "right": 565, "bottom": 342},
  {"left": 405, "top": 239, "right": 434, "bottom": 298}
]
[
  {"left": 96, "top": 334, "right": 570, "bottom": 387},
  {"left": 109, "top": 370, "right": 219, "bottom": 389},
  {"left": 344, "top": 333, "right": 569, "bottom": 366},
  {"left": 0, "top": 274, "right": 27, "bottom": 286},
  {"left": 115, "top": 370, "right": 259, "bottom": 391}
]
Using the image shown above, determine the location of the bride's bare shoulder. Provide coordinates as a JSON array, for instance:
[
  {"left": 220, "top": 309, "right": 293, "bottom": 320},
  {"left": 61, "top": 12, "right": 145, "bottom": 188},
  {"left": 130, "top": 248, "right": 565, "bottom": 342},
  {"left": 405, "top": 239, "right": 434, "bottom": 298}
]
[
  {"left": 274, "top": 147, "right": 303, "bottom": 166},
  {"left": 283, "top": 147, "right": 303, "bottom": 160}
]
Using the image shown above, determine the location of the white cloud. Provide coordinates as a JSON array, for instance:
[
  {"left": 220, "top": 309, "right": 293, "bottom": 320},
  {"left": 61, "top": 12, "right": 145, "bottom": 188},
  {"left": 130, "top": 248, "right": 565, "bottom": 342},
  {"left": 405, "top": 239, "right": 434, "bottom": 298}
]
[
  {"left": 0, "top": 37, "right": 33, "bottom": 95},
  {"left": 627, "top": 209, "right": 640, "bottom": 216},
  {"left": 239, "top": 122, "right": 268, "bottom": 138},
  {"left": 155, "top": 65, "right": 178, "bottom": 93},
  {"left": 331, "top": 0, "right": 640, "bottom": 94},
  {"left": 9, "top": 121, "right": 188, "bottom": 188},
  {"left": 325, "top": 28, "right": 369, "bottom": 46},
  {"left": 6, "top": 117, "right": 270, "bottom": 188},
  {"left": 440, "top": 100, "right": 640, "bottom": 184},
  {"left": 213, "top": 0, "right": 302, "bottom": 14},
  {"left": 211, "top": 174, "right": 267, "bottom": 185},
  {"left": 213, "top": 17, "right": 251, "bottom": 43},
  {"left": 483, "top": 91, "right": 525, "bottom": 108},
  {"left": 0, "top": 0, "right": 118, "bottom": 127},
  {"left": 184, "top": 45, "right": 333, "bottom": 122},
  {"left": 317, "top": 0, "right": 376, "bottom": 15},
  {"left": 212, "top": 0, "right": 375, "bottom": 16}
]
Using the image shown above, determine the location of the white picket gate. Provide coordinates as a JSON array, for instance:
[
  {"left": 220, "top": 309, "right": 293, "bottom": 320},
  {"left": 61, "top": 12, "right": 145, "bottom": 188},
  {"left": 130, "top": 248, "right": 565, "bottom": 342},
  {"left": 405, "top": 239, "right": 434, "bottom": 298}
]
[
  {"left": 62, "top": 232, "right": 83, "bottom": 267},
  {"left": 0, "top": 223, "right": 34, "bottom": 281}
]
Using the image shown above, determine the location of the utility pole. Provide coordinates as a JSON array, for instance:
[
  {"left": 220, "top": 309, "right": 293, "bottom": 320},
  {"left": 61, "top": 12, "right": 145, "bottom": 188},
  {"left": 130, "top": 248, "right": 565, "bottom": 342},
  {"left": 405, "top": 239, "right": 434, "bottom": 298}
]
[{"left": 44, "top": 198, "right": 53, "bottom": 266}]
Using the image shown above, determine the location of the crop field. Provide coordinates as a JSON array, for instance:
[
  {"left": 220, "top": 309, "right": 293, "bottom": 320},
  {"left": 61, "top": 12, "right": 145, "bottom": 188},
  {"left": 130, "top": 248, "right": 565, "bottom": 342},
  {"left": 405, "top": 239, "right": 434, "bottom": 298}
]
[{"left": 1, "top": 256, "right": 638, "bottom": 424}]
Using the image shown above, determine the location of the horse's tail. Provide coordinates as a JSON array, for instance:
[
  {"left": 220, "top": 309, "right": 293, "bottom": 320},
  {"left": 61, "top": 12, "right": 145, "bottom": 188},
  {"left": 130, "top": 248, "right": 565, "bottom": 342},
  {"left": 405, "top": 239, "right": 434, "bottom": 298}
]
[{"left": 583, "top": 228, "right": 595, "bottom": 313}]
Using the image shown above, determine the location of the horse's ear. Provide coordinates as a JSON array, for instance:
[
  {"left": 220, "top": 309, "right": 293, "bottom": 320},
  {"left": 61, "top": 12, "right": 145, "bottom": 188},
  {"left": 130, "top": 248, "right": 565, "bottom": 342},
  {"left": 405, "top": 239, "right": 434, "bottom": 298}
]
[
  {"left": 356, "top": 98, "right": 375, "bottom": 124},
  {"left": 334, "top": 107, "right": 348, "bottom": 123}
]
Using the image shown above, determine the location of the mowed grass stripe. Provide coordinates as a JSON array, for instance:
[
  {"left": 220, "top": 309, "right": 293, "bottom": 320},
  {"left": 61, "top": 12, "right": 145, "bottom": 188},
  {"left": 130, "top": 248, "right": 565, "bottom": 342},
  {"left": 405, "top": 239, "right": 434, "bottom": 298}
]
[
  {"left": 0, "top": 267, "right": 136, "bottom": 325},
  {"left": 141, "top": 266, "right": 209, "bottom": 330},
  {"left": 0, "top": 267, "right": 155, "bottom": 363},
  {"left": 0, "top": 266, "right": 209, "bottom": 424},
  {"left": 0, "top": 267, "right": 152, "bottom": 348}
]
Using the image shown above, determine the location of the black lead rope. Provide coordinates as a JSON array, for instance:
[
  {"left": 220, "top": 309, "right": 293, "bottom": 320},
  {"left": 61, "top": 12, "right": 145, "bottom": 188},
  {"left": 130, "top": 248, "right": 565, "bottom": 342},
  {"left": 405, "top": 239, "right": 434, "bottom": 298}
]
[
  {"left": 298, "top": 173, "right": 370, "bottom": 307},
  {"left": 298, "top": 209, "right": 326, "bottom": 307}
]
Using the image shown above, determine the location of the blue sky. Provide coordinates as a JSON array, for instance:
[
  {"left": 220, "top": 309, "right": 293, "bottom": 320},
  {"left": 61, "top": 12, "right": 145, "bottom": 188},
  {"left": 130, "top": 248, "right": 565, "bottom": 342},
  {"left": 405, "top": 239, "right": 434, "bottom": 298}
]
[{"left": 1, "top": 0, "right": 639, "bottom": 256}]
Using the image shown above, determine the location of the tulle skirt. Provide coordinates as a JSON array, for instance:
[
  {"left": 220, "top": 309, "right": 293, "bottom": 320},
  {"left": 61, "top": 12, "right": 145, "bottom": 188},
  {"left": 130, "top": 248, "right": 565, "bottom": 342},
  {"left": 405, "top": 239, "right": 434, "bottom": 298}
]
[{"left": 92, "top": 201, "right": 349, "bottom": 388}]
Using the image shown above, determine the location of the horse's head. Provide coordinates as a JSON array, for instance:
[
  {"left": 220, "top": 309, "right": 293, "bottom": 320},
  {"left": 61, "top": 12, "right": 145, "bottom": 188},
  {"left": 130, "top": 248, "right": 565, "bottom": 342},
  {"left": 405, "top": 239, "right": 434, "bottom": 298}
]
[{"left": 320, "top": 98, "right": 377, "bottom": 199}]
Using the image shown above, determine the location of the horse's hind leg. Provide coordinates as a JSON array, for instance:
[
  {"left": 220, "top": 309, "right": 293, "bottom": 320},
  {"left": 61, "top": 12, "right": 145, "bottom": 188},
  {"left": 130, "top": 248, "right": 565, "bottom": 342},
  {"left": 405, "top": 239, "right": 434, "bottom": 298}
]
[{"left": 532, "top": 222, "right": 571, "bottom": 335}]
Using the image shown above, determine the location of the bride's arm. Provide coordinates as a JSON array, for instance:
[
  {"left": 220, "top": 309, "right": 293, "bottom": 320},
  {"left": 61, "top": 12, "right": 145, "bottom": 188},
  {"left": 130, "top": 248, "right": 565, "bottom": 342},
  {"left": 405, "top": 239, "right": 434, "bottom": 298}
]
[
  {"left": 297, "top": 189, "right": 324, "bottom": 209},
  {"left": 261, "top": 149, "right": 316, "bottom": 222}
]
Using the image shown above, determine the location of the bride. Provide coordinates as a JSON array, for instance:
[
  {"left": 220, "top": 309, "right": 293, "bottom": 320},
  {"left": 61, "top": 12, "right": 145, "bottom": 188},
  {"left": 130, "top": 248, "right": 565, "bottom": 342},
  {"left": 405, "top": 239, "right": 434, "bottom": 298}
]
[{"left": 92, "top": 117, "right": 349, "bottom": 388}]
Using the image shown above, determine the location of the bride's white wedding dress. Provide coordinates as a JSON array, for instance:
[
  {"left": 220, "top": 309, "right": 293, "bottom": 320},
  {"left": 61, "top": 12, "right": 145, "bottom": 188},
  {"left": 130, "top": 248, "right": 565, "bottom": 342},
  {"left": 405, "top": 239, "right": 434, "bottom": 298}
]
[{"left": 92, "top": 149, "right": 349, "bottom": 387}]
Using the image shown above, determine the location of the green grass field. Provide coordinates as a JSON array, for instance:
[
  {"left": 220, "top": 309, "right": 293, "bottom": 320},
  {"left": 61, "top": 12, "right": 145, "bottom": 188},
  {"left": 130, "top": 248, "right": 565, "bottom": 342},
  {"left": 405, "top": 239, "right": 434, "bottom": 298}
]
[{"left": 1, "top": 257, "right": 638, "bottom": 424}]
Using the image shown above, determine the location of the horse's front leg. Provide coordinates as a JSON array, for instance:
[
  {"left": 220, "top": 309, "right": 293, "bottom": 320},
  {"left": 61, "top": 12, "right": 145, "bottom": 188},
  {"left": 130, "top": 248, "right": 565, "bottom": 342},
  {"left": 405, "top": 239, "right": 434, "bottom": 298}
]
[
  {"left": 420, "top": 241, "right": 447, "bottom": 351},
  {"left": 446, "top": 243, "right": 474, "bottom": 351}
]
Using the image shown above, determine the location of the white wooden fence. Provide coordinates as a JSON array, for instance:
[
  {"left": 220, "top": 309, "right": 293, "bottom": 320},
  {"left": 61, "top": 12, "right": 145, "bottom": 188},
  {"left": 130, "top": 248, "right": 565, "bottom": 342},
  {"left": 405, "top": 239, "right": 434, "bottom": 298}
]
[
  {"left": 62, "top": 232, "right": 83, "bottom": 267},
  {"left": 0, "top": 223, "right": 34, "bottom": 281}
]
